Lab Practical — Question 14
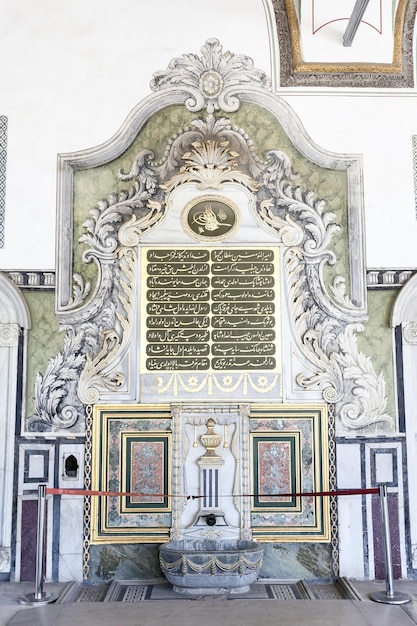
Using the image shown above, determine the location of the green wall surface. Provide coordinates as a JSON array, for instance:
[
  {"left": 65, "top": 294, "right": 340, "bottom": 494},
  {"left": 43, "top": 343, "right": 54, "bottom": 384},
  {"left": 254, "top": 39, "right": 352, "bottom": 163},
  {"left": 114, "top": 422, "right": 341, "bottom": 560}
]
[
  {"left": 24, "top": 290, "right": 63, "bottom": 419},
  {"left": 357, "top": 289, "right": 397, "bottom": 423}
]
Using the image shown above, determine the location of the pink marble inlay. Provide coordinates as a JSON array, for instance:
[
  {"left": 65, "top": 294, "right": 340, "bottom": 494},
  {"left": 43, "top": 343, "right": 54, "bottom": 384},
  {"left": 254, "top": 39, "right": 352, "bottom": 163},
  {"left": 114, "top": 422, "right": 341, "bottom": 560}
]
[
  {"left": 258, "top": 440, "right": 292, "bottom": 502},
  {"left": 130, "top": 441, "right": 164, "bottom": 504}
]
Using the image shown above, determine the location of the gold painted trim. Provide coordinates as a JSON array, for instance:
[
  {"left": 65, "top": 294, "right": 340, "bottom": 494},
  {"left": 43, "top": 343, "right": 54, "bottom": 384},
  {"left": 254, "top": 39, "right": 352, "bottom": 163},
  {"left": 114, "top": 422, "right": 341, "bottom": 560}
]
[
  {"left": 90, "top": 404, "right": 172, "bottom": 544},
  {"left": 250, "top": 403, "right": 330, "bottom": 542},
  {"left": 284, "top": 0, "right": 406, "bottom": 75},
  {"left": 120, "top": 431, "right": 172, "bottom": 514}
]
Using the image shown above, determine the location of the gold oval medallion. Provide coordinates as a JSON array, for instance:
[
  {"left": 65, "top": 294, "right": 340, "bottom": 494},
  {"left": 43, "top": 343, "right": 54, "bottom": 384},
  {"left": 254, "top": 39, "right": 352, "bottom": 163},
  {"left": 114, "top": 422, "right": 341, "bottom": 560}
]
[{"left": 182, "top": 195, "right": 240, "bottom": 241}]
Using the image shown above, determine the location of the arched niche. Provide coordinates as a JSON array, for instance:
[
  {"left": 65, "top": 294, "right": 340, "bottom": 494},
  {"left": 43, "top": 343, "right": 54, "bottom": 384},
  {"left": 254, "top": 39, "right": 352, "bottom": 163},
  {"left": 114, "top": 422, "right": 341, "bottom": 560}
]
[{"left": 0, "top": 272, "right": 31, "bottom": 577}]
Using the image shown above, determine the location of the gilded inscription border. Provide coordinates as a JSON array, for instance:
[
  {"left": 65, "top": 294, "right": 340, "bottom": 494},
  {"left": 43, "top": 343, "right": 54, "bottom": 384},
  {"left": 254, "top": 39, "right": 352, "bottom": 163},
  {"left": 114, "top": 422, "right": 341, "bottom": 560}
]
[{"left": 141, "top": 246, "right": 282, "bottom": 391}]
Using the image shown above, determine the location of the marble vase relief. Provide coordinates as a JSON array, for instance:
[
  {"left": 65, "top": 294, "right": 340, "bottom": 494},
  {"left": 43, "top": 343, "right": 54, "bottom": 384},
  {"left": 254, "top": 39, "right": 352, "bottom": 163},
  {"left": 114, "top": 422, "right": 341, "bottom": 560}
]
[{"left": 15, "top": 38, "right": 404, "bottom": 581}]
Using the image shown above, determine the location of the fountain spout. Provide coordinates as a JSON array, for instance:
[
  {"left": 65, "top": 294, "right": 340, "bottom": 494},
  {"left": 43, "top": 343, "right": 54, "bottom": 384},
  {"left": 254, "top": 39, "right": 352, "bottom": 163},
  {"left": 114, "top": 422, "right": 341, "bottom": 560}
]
[{"left": 206, "top": 513, "right": 217, "bottom": 526}]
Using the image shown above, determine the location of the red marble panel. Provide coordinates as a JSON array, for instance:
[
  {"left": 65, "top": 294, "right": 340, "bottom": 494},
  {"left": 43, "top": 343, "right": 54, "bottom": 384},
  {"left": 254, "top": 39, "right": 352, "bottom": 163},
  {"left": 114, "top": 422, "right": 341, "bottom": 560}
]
[
  {"left": 258, "top": 440, "right": 292, "bottom": 503},
  {"left": 130, "top": 441, "right": 164, "bottom": 504}
]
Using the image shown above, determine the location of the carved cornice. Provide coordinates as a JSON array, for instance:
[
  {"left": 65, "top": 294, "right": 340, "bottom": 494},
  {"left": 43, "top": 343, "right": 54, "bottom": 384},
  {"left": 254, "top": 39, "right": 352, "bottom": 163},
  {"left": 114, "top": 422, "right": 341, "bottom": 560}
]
[
  {"left": 5, "top": 270, "right": 55, "bottom": 290},
  {"left": 8, "top": 268, "right": 409, "bottom": 291},
  {"left": 274, "top": 0, "right": 416, "bottom": 88},
  {"left": 367, "top": 268, "right": 415, "bottom": 289}
]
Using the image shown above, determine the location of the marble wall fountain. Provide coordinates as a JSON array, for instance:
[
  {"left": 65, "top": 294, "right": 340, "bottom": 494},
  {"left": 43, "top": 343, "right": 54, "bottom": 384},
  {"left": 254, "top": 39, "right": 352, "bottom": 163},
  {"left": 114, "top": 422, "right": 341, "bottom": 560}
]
[{"left": 159, "top": 416, "right": 264, "bottom": 594}]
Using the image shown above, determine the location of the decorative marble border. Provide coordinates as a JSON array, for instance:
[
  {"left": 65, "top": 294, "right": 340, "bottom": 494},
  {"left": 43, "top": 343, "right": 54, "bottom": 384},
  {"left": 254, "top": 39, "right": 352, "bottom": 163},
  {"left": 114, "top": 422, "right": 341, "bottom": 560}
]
[
  {"left": 23, "top": 449, "right": 50, "bottom": 485},
  {"left": 335, "top": 437, "right": 407, "bottom": 578},
  {"left": 0, "top": 116, "right": 7, "bottom": 248},
  {"left": 249, "top": 404, "right": 330, "bottom": 541},
  {"left": 5, "top": 268, "right": 413, "bottom": 291},
  {"left": 90, "top": 405, "right": 172, "bottom": 543},
  {"left": 251, "top": 433, "right": 301, "bottom": 511},
  {"left": 273, "top": 0, "right": 416, "bottom": 88},
  {"left": 120, "top": 433, "right": 171, "bottom": 513}
]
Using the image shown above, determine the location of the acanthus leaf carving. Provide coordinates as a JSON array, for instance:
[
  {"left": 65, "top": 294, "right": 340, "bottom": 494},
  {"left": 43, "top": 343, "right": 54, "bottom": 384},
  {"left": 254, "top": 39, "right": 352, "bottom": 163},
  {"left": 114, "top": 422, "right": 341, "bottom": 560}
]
[
  {"left": 27, "top": 326, "right": 87, "bottom": 431},
  {"left": 258, "top": 147, "right": 394, "bottom": 431},
  {"left": 150, "top": 38, "right": 271, "bottom": 114},
  {"left": 160, "top": 115, "right": 264, "bottom": 190},
  {"left": 334, "top": 327, "right": 393, "bottom": 430}
]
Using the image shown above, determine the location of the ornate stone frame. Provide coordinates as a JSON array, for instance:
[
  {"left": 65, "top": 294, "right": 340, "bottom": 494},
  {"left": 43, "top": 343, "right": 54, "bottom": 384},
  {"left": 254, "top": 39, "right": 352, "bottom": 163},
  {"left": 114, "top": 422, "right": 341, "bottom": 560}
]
[
  {"left": 26, "top": 39, "right": 393, "bottom": 437},
  {"left": 274, "top": 0, "right": 417, "bottom": 88}
]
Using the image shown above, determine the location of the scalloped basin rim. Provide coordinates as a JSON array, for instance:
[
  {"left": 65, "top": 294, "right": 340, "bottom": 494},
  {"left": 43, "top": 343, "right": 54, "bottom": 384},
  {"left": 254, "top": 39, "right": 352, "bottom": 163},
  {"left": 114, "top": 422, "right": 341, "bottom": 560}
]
[
  {"left": 159, "top": 540, "right": 264, "bottom": 592},
  {"left": 160, "top": 539, "right": 262, "bottom": 553}
]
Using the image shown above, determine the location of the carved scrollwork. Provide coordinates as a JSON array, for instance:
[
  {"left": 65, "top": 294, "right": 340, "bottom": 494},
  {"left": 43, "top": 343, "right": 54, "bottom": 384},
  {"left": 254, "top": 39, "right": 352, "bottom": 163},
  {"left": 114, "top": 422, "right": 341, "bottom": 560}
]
[
  {"left": 334, "top": 327, "right": 392, "bottom": 429},
  {"left": 27, "top": 326, "right": 87, "bottom": 431},
  {"left": 35, "top": 39, "right": 390, "bottom": 434},
  {"left": 150, "top": 38, "right": 271, "bottom": 114},
  {"left": 29, "top": 148, "right": 166, "bottom": 430},
  {"left": 257, "top": 148, "right": 393, "bottom": 430}
]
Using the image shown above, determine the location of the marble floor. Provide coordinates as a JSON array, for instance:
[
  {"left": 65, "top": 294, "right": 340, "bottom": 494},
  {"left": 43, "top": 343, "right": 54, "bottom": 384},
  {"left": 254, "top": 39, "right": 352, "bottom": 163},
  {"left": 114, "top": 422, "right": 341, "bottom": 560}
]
[{"left": 1, "top": 580, "right": 417, "bottom": 626}]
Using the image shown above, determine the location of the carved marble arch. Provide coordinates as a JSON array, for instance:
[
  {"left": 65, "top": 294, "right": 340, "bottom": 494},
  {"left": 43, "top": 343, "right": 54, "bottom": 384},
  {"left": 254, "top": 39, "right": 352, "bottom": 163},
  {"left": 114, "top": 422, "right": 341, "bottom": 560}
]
[
  {"left": 391, "top": 274, "right": 417, "bottom": 567},
  {"left": 274, "top": 0, "right": 417, "bottom": 88},
  {"left": 0, "top": 273, "right": 31, "bottom": 574},
  {"left": 28, "top": 39, "right": 393, "bottom": 435}
]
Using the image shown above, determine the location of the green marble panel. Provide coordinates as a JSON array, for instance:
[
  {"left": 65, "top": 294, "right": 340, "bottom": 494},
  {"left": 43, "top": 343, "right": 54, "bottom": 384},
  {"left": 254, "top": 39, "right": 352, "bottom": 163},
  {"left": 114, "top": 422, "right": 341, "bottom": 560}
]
[
  {"left": 88, "top": 541, "right": 333, "bottom": 583},
  {"left": 24, "top": 291, "right": 63, "bottom": 418},
  {"left": 89, "top": 543, "right": 162, "bottom": 583},
  {"left": 357, "top": 289, "right": 397, "bottom": 424},
  {"left": 260, "top": 542, "right": 333, "bottom": 581},
  {"left": 72, "top": 103, "right": 349, "bottom": 300}
]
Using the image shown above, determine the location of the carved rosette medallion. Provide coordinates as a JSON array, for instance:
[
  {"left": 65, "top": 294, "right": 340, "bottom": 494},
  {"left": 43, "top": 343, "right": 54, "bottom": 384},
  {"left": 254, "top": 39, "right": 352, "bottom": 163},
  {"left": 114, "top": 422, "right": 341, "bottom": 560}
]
[
  {"left": 0, "top": 324, "right": 19, "bottom": 347},
  {"left": 403, "top": 322, "right": 417, "bottom": 345}
]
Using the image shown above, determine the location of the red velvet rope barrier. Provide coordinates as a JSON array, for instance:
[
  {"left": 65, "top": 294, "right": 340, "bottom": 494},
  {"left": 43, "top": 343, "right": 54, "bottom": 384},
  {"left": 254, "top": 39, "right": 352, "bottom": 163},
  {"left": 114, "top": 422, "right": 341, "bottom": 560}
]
[{"left": 46, "top": 487, "right": 380, "bottom": 498}]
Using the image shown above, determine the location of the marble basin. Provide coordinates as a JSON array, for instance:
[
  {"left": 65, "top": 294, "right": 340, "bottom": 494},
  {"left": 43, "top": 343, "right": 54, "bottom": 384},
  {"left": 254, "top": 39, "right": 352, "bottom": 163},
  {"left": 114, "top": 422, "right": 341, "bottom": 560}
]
[{"left": 159, "top": 539, "right": 264, "bottom": 594}]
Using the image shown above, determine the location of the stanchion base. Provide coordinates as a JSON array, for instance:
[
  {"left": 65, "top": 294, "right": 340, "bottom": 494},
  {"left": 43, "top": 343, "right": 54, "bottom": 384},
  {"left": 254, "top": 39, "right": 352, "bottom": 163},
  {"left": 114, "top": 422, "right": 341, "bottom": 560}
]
[
  {"left": 370, "top": 590, "right": 412, "bottom": 605},
  {"left": 18, "top": 592, "right": 59, "bottom": 606}
]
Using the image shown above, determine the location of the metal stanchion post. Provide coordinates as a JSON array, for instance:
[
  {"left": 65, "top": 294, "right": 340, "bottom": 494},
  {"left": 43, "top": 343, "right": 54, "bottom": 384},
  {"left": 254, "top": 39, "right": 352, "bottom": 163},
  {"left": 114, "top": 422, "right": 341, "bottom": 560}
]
[
  {"left": 370, "top": 484, "right": 411, "bottom": 605},
  {"left": 18, "top": 484, "right": 58, "bottom": 606}
]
